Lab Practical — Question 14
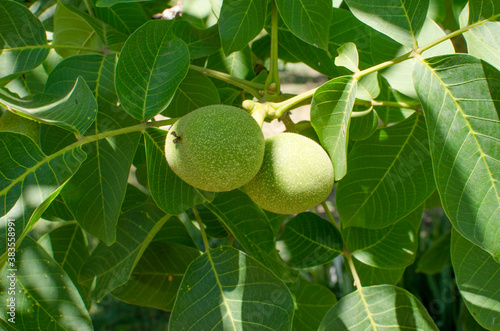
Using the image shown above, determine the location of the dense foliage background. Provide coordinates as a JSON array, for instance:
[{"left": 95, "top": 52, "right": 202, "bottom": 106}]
[{"left": 0, "top": 0, "right": 499, "bottom": 330}]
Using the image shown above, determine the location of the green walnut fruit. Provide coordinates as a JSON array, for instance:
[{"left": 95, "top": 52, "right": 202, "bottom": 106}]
[
  {"left": 165, "top": 105, "right": 265, "bottom": 192},
  {"left": 245, "top": 132, "right": 334, "bottom": 214}
]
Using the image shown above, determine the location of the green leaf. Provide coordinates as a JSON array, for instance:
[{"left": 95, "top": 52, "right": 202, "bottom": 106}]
[
  {"left": 38, "top": 223, "right": 92, "bottom": 308},
  {"left": 380, "top": 17, "right": 455, "bottom": 98},
  {"left": 451, "top": 229, "right": 500, "bottom": 330},
  {"left": 319, "top": 285, "right": 438, "bottom": 330},
  {"left": 413, "top": 54, "right": 500, "bottom": 261},
  {"left": 144, "top": 128, "right": 212, "bottom": 215},
  {"left": 161, "top": 69, "right": 220, "bottom": 118},
  {"left": 207, "top": 46, "right": 254, "bottom": 82},
  {"left": 335, "top": 42, "right": 359, "bottom": 73},
  {"left": 0, "top": 237, "right": 92, "bottom": 330},
  {"left": 344, "top": 0, "right": 430, "bottom": 47},
  {"left": 80, "top": 202, "right": 170, "bottom": 301},
  {"left": 353, "top": 258, "right": 405, "bottom": 286},
  {"left": 94, "top": 2, "right": 149, "bottom": 34},
  {"left": 53, "top": 0, "right": 127, "bottom": 57},
  {"left": 349, "top": 107, "right": 379, "bottom": 141},
  {"left": 112, "top": 241, "right": 201, "bottom": 311},
  {"left": 153, "top": 216, "right": 197, "bottom": 248},
  {"left": 219, "top": 0, "right": 267, "bottom": 55},
  {"left": 169, "top": 246, "right": 294, "bottom": 330},
  {"left": 0, "top": 0, "right": 49, "bottom": 80},
  {"left": 0, "top": 132, "right": 85, "bottom": 250},
  {"left": 173, "top": 22, "right": 221, "bottom": 59},
  {"left": 460, "top": 7, "right": 500, "bottom": 71},
  {"left": 278, "top": 212, "right": 343, "bottom": 268},
  {"left": 288, "top": 277, "right": 337, "bottom": 331},
  {"left": 96, "top": 0, "right": 152, "bottom": 6},
  {"left": 206, "top": 190, "right": 291, "bottom": 280},
  {"left": 374, "top": 77, "right": 415, "bottom": 125},
  {"left": 0, "top": 78, "right": 97, "bottom": 135},
  {"left": 115, "top": 20, "right": 190, "bottom": 121},
  {"left": 468, "top": 0, "right": 500, "bottom": 23},
  {"left": 311, "top": 76, "right": 357, "bottom": 181},
  {"left": 196, "top": 206, "right": 229, "bottom": 238},
  {"left": 275, "top": 0, "right": 332, "bottom": 50},
  {"left": 417, "top": 231, "right": 451, "bottom": 274},
  {"left": 356, "top": 72, "right": 380, "bottom": 101},
  {"left": 344, "top": 205, "right": 423, "bottom": 269},
  {"left": 45, "top": 54, "right": 141, "bottom": 245},
  {"left": 337, "top": 113, "right": 435, "bottom": 229}
]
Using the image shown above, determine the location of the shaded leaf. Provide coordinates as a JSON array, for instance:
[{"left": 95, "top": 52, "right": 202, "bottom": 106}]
[
  {"left": 0, "top": 1, "right": 49, "bottom": 80},
  {"left": 161, "top": 69, "right": 220, "bottom": 118},
  {"left": 53, "top": 1, "right": 127, "bottom": 57},
  {"left": 79, "top": 202, "right": 170, "bottom": 301},
  {"left": 413, "top": 54, "right": 500, "bottom": 261},
  {"left": 207, "top": 47, "right": 255, "bottom": 83},
  {"left": 278, "top": 212, "right": 343, "bottom": 268},
  {"left": 344, "top": 0, "right": 430, "bottom": 47},
  {"left": 451, "top": 229, "right": 500, "bottom": 330},
  {"left": 344, "top": 205, "right": 423, "bottom": 269},
  {"left": 153, "top": 216, "right": 197, "bottom": 248},
  {"left": 112, "top": 241, "right": 201, "bottom": 311},
  {"left": 417, "top": 231, "right": 451, "bottom": 274},
  {"left": 38, "top": 223, "right": 91, "bottom": 308},
  {"left": 219, "top": 0, "right": 267, "bottom": 55},
  {"left": 288, "top": 277, "right": 337, "bottom": 331},
  {"left": 115, "top": 20, "right": 190, "bottom": 121},
  {"left": 144, "top": 128, "right": 212, "bottom": 215},
  {"left": 206, "top": 190, "right": 291, "bottom": 280},
  {"left": 96, "top": 0, "right": 152, "bottom": 6},
  {"left": 311, "top": 76, "right": 357, "bottom": 181},
  {"left": 319, "top": 284, "right": 438, "bottom": 330},
  {"left": 0, "top": 78, "right": 97, "bottom": 134},
  {"left": 94, "top": 2, "right": 149, "bottom": 34},
  {"left": 353, "top": 258, "right": 406, "bottom": 286},
  {"left": 0, "top": 237, "right": 92, "bottom": 330},
  {"left": 169, "top": 246, "right": 294, "bottom": 330},
  {"left": 276, "top": 0, "right": 332, "bottom": 50},
  {"left": 45, "top": 54, "right": 141, "bottom": 245},
  {"left": 173, "top": 21, "right": 221, "bottom": 59},
  {"left": 349, "top": 107, "right": 379, "bottom": 141},
  {"left": 468, "top": 0, "right": 500, "bottom": 23},
  {"left": 337, "top": 113, "right": 435, "bottom": 229}
]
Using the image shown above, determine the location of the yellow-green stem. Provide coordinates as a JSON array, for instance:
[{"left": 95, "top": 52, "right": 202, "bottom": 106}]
[
  {"left": 190, "top": 65, "right": 263, "bottom": 99},
  {"left": 192, "top": 207, "right": 210, "bottom": 252},
  {"left": 264, "top": 0, "right": 281, "bottom": 98},
  {"left": 321, "top": 201, "right": 340, "bottom": 232}
]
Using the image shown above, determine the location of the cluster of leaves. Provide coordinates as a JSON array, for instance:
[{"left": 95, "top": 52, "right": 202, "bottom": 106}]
[{"left": 0, "top": 0, "right": 499, "bottom": 330}]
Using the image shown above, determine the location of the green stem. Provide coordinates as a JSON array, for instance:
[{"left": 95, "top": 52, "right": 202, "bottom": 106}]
[
  {"left": 353, "top": 51, "right": 413, "bottom": 80},
  {"left": 351, "top": 107, "right": 374, "bottom": 118},
  {"left": 192, "top": 206, "right": 210, "bottom": 252},
  {"left": 321, "top": 201, "right": 340, "bottom": 232},
  {"left": 273, "top": 88, "right": 317, "bottom": 118},
  {"left": 355, "top": 99, "right": 420, "bottom": 110},
  {"left": 264, "top": 0, "right": 281, "bottom": 98},
  {"left": 83, "top": 0, "right": 96, "bottom": 17},
  {"left": 190, "top": 65, "right": 263, "bottom": 99}
]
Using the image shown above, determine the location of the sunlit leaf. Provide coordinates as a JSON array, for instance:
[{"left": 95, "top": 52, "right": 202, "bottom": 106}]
[
  {"left": 451, "top": 229, "right": 500, "bottom": 330},
  {"left": 311, "top": 76, "right": 357, "bottom": 181},
  {"left": 38, "top": 223, "right": 92, "bottom": 308},
  {"left": 353, "top": 258, "right": 406, "bottom": 286},
  {"left": 337, "top": 113, "right": 435, "bottom": 229},
  {"left": 0, "top": 237, "right": 92, "bottom": 330},
  {"left": 169, "top": 246, "right": 294, "bottom": 330},
  {"left": 319, "top": 285, "right": 438, "bottom": 330},
  {"left": 413, "top": 54, "right": 500, "bottom": 261},
  {"left": 0, "top": 0, "right": 49, "bottom": 81},
  {"left": 0, "top": 78, "right": 97, "bottom": 134},
  {"left": 344, "top": 0, "right": 429, "bottom": 47}
]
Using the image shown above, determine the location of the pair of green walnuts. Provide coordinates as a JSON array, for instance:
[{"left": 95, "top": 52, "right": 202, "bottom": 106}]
[{"left": 164, "top": 105, "right": 334, "bottom": 214}]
